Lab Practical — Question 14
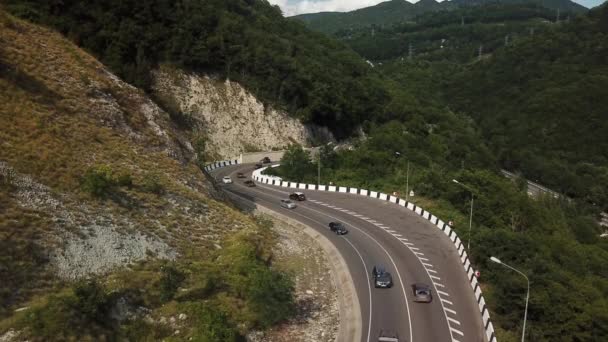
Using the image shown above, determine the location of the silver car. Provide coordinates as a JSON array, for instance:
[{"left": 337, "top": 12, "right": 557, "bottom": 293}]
[
  {"left": 280, "top": 199, "right": 297, "bottom": 209},
  {"left": 222, "top": 176, "right": 232, "bottom": 184},
  {"left": 412, "top": 283, "right": 433, "bottom": 303}
]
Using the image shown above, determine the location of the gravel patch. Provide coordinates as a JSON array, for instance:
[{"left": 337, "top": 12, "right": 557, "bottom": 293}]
[{"left": 248, "top": 215, "right": 339, "bottom": 342}]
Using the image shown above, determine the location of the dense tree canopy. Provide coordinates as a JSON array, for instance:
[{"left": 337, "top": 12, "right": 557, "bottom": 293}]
[{"left": 6, "top": 0, "right": 398, "bottom": 138}]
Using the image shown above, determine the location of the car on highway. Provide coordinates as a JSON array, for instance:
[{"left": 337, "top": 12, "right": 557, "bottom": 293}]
[
  {"left": 244, "top": 180, "right": 256, "bottom": 187},
  {"left": 221, "top": 176, "right": 232, "bottom": 184},
  {"left": 289, "top": 192, "right": 306, "bottom": 201},
  {"left": 329, "top": 221, "right": 348, "bottom": 235},
  {"left": 254, "top": 163, "right": 263, "bottom": 169},
  {"left": 412, "top": 283, "right": 433, "bottom": 303},
  {"left": 236, "top": 172, "right": 246, "bottom": 178},
  {"left": 280, "top": 199, "right": 297, "bottom": 209},
  {"left": 261, "top": 156, "right": 271, "bottom": 164},
  {"left": 373, "top": 266, "right": 393, "bottom": 288},
  {"left": 377, "top": 330, "right": 399, "bottom": 342}
]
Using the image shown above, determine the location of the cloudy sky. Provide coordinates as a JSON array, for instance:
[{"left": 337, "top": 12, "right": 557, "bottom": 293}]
[{"left": 267, "top": 0, "right": 606, "bottom": 16}]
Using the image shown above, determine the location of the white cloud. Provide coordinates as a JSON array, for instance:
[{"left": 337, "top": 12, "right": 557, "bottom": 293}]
[{"left": 267, "top": 0, "right": 394, "bottom": 16}]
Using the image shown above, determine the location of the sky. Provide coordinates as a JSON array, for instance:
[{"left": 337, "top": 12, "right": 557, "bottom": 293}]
[{"left": 267, "top": 0, "right": 607, "bottom": 16}]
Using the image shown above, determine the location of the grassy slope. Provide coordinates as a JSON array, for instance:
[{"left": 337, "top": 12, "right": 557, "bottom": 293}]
[{"left": 0, "top": 8, "right": 294, "bottom": 340}]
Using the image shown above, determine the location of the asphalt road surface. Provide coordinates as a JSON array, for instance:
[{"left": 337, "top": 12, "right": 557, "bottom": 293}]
[{"left": 212, "top": 164, "right": 486, "bottom": 342}]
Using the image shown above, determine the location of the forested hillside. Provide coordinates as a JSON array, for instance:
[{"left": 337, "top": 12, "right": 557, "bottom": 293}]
[
  {"left": 5, "top": 0, "right": 402, "bottom": 139},
  {"left": 295, "top": 0, "right": 587, "bottom": 34},
  {"left": 447, "top": 4, "right": 608, "bottom": 207},
  {"left": 336, "top": 4, "right": 561, "bottom": 62}
]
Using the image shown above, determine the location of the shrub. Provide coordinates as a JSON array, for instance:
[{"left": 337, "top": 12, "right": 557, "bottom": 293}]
[
  {"left": 81, "top": 165, "right": 132, "bottom": 197},
  {"left": 185, "top": 302, "right": 240, "bottom": 342},
  {"left": 81, "top": 165, "right": 115, "bottom": 197},
  {"left": 141, "top": 172, "right": 164, "bottom": 195},
  {"left": 159, "top": 264, "right": 185, "bottom": 302},
  {"left": 73, "top": 280, "right": 111, "bottom": 324}
]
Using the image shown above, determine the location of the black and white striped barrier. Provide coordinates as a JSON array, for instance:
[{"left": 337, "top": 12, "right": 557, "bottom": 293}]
[
  {"left": 203, "top": 159, "right": 240, "bottom": 172},
  {"left": 252, "top": 166, "right": 497, "bottom": 342}
]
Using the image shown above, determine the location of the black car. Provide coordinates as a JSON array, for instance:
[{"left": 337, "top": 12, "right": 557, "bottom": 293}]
[
  {"left": 254, "top": 163, "right": 263, "bottom": 169},
  {"left": 261, "top": 157, "right": 271, "bottom": 164},
  {"left": 329, "top": 221, "right": 348, "bottom": 235},
  {"left": 236, "top": 172, "right": 246, "bottom": 178},
  {"left": 289, "top": 192, "right": 306, "bottom": 201},
  {"left": 373, "top": 266, "right": 393, "bottom": 288},
  {"left": 244, "top": 180, "right": 256, "bottom": 187}
]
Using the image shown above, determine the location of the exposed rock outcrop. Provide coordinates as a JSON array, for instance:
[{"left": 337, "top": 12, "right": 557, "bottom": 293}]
[{"left": 152, "top": 67, "right": 333, "bottom": 159}]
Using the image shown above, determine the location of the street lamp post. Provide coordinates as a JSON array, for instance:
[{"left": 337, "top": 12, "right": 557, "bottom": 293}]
[
  {"left": 490, "top": 256, "right": 530, "bottom": 342},
  {"left": 395, "top": 152, "right": 410, "bottom": 202},
  {"left": 452, "top": 179, "right": 474, "bottom": 251}
]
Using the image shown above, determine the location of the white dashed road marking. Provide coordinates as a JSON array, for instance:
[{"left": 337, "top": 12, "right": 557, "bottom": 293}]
[
  {"left": 441, "top": 298, "right": 454, "bottom": 306},
  {"left": 444, "top": 307, "right": 457, "bottom": 315},
  {"left": 450, "top": 327, "right": 464, "bottom": 336},
  {"left": 305, "top": 195, "right": 462, "bottom": 341},
  {"left": 447, "top": 317, "right": 461, "bottom": 325}
]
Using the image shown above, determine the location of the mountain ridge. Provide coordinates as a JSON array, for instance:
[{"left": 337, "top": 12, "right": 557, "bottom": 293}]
[{"left": 293, "top": 0, "right": 587, "bottom": 33}]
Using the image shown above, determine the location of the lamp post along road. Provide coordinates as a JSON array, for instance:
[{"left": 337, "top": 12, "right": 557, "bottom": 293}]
[
  {"left": 453, "top": 179, "right": 474, "bottom": 252},
  {"left": 395, "top": 152, "right": 411, "bottom": 202},
  {"left": 490, "top": 256, "right": 530, "bottom": 342},
  {"left": 406, "top": 160, "right": 410, "bottom": 202}
]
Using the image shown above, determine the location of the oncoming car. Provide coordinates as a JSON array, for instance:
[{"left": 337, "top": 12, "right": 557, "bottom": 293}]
[
  {"left": 221, "top": 176, "right": 232, "bottom": 184},
  {"left": 372, "top": 266, "right": 393, "bottom": 288},
  {"left": 236, "top": 172, "right": 246, "bottom": 178},
  {"left": 289, "top": 192, "right": 306, "bottom": 201},
  {"left": 328, "top": 221, "right": 348, "bottom": 235},
  {"left": 280, "top": 199, "right": 297, "bottom": 209},
  {"left": 412, "top": 283, "right": 433, "bottom": 303}
]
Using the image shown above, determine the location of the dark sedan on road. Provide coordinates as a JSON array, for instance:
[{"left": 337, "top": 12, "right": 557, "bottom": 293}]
[
  {"left": 289, "top": 192, "right": 306, "bottom": 201},
  {"left": 329, "top": 221, "right": 348, "bottom": 235},
  {"left": 373, "top": 266, "right": 393, "bottom": 288},
  {"left": 244, "top": 180, "right": 256, "bottom": 187},
  {"left": 412, "top": 283, "right": 433, "bottom": 303},
  {"left": 236, "top": 172, "right": 246, "bottom": 178}
]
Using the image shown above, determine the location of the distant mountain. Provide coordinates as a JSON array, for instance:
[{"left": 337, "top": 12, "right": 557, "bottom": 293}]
[
  {"left": 450, "top": 0, "right": 588, "bottom": 13},
  {"left": 294, "top": 0, "right": 587, "bottom": 34}
]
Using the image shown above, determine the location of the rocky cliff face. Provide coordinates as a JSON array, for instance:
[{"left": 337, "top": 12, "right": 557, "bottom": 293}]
[
  {"left": 152, "top": 67, "right": 333, "bottom": 159},
  {"left": 0, "top": 8, "right": 251, "bottom": 299}
]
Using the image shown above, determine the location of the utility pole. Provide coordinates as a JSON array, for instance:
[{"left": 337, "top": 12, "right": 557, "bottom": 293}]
[
  {"left": 461, "top": 16, "right": 464, "bottom": 27},
  {"left": 408, "top": 43, "right": 414, "bottom": 60},
  {"left": 556, "top": 8, "right": 560, "bottom": 23},
  {"left": 478, "top": 44, "right": 483, "bottom": 60}
]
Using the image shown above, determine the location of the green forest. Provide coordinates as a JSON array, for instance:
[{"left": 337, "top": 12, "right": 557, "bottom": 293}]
[
  {"left": 5, "top": 0, "right": 396, "bottom": 138},
  {"left": 3, "top": 0, "right": 608, "bottom": 341}
]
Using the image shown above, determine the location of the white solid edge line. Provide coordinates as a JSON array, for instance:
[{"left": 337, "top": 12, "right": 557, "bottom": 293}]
[{"left": 343, "top": 237, "right": 374, "bottom": 342}]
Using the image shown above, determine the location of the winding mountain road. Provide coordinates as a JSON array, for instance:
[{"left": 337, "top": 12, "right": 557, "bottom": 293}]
[{"left": 211, "top": 164, "right": 485, "bottom": 342}]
